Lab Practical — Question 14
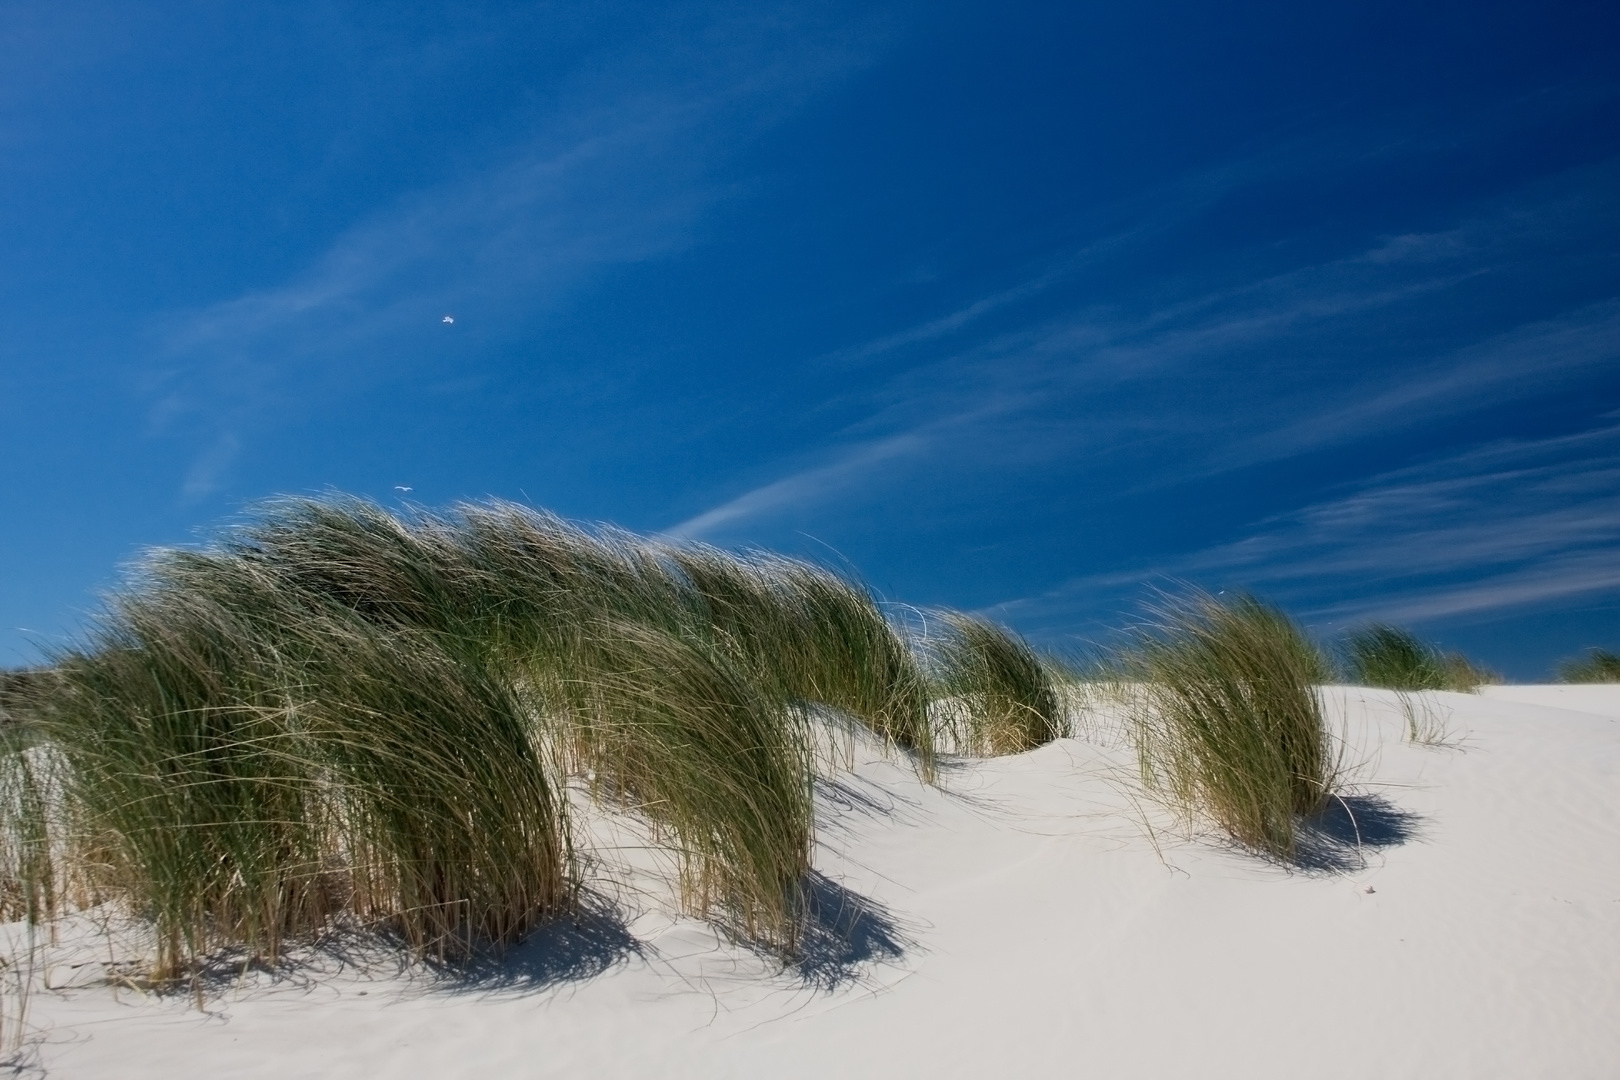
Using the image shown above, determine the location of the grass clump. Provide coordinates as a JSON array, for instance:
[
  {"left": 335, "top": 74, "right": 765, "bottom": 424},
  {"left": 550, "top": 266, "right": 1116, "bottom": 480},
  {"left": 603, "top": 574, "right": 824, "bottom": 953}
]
[
  {"left": 1120, "top": 591, "right": 1337, "bottom": 860},
  {"left": 927, "top": 613, "right": 1065, "bottom": 755},
  {"left": 0, "top": 671, "right": 41, "bottom": 726},
  {"left": 1556, "top": 648, "right": 1620, "bottom": 683},
  {"left": 545, "top": 622, "right": 813, "bottom": 943},
  {"left": 2, "top": 493, "right": 1005, "bottom": 973},
  {"left": 29, "top": 549, "right": 570, "bottom": 975},
  {"left": 223, "top": 500, "right": 821, "bottom": 950},
  {"left": 443, "top": 505, "right": 909, "bottom": 943},
  {"left": 658, "top": 544, "right": 933, "bottom": 759},
  {"left": 1342, "top": 625, "right": 1497, "bottom": 692}
]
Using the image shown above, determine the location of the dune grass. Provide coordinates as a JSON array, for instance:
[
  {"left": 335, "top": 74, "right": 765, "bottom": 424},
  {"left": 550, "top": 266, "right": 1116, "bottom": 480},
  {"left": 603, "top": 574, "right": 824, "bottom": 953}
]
[
  {"left": 442, "top": 505, "right": 920, "bottom": 942},
  {"left": 1120, "top": 591, "right": 1337, "bottom": 860},
  {"left": 25, "top": 549, "right": 571, "bottom": 975},
  {"left": 0, "top": 494, "right": 1060, "bottom": 975},
  {"left": 1556, "top": 648, "right": 1620, "bottom": 683},
  {"left": 544, "top": 621, "right": 813, "bottom": 942},
  {"left": 0, "top": 671, "right": 36, "bottom": 726},
  {"left": 0, "top": 745, "right": 56, "bottom": 928},
  {"left": 1342, "top": 626, "right": 1443, "bottom": 689},
  {"left": 1342, "top": 625, "right": 1497, "bottom": 692},
  {"left": 659, "top": 544, "right": 933, "bottom": 757},
  {"left": 927, "top": 613, "right": 1065, "bottom": 755}
]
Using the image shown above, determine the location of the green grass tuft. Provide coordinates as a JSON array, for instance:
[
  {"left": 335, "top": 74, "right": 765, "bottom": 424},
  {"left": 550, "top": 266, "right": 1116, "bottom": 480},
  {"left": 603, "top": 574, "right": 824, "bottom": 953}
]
[
  {"left": 1342, "top": 625, "right": 1497, "bottom": 692},
  {"left": 1556, "top": 648, "right": 1620, "bottom": 683},
  {"left": 542, "top": 620, "right": 812, "bottom": 945},
  {"left": 28, "top": 549, "right": 570, "bottom": 975},
  {"left": 2, "top": 494, "right": 988, "bottom": 970},
  {"left": 927, "top": 613, "right": 1065, "bottom": 755},
  {"left": 664, "top": 544, "right": 934, "bottom": 761},
  {"left": 1120, "top": 591, "right": 1337, "bottom": 859}
]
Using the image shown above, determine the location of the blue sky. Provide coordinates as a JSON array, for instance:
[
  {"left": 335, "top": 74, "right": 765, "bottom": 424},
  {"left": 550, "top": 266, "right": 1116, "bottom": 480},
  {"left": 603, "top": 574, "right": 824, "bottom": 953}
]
[{"left": 2, "top": 1, "right": 1618, "bottom": 677}]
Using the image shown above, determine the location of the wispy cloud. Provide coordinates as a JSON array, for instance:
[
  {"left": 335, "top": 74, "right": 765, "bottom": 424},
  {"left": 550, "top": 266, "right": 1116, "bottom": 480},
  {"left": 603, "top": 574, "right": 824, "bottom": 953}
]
[
  {"left": 1002, "top": 422, "right": 1620, "bottom": 632},
  {"left": 1218, "top": 298, "right": 1620, "bottom": 472},
  {"left": 669, "top": 432, "right": 928, "bottom": 537},
  {"left": 179, "top": 431, "right": 241, "bottom": 503},
  {"left": 140, "top": 6, "right": 882, "bottom": 498},
  {"left": 1312, "top": 549, "right": 1620, "bottom": 625},
  {"left": 672, "top": 151, "right": 1620, "bottom": 540},
  {"left": 669, "top": 388, "right": 1036, "bottom": 538}
]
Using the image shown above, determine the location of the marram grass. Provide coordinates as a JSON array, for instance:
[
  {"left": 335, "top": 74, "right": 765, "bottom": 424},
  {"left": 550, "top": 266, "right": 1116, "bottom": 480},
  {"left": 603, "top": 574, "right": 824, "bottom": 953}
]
[
  {"left": 1556, "top": 648, "right": 1620, "bottom": 683},
  {"left": 1120, "top": 591, "right": 1338, "bottom": 860},
  {"left": 927, "top": 613, "right": 1065, "bottom": 755},
  {"left": 0, "top": 494, "right": 1061, "bottom": 976},
  {"left": 543, "top": 620, "right": 813, "bottom": 943},
  {"left": 28, "top": 550, "right": 570, "bottom": 974},
  {"left": 1342, "top": 625, "right": 1497, "bottom": 692}
]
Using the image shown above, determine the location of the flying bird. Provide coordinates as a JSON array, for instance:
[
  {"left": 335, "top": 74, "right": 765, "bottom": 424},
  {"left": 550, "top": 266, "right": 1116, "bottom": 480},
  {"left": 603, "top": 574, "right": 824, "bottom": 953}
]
[
  {"left": 395, "top": 485, "right": 413, "bottom": 493},
  {"left": 442, "top": 315, "right": 454, "bottom": 324}
]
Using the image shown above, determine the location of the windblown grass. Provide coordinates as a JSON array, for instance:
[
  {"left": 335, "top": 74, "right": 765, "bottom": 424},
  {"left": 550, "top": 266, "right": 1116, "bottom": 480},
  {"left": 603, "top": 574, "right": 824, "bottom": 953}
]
[
  {"left": 0, "top": 745, "right": 55, "bottom": 927},
  {"left": 648, "top": 543, "right": 931, "bottom": 757},
  {"left": 927, "top": 613, "right": 1065, "bottom": 755},
  {"left": 0, "top": 672, "right": 32, "bottom": 726},
  {"left": 441, "top": 505, "right": 911, "bottom": 943},
  {"left": 545, "top": 622, "right": 813, "bottom": 943},
  {"left": 1343, "top": 625, "right": 1497, "bottom": 692},
  {"left": 1120, "top": 591, "right": 1338, "bottom": 860},
  {"left": 1, "top": 493, "right": 999, "bottom": 973},
  {"left": 1556, "top": 648, "right": 1620, "bottom": 683},
  {"left": 1440, "top": 652, "right": 1500, "bottom": 690},
  {"left": 28, "top": 549, "right": 570, "bottom": 975}
]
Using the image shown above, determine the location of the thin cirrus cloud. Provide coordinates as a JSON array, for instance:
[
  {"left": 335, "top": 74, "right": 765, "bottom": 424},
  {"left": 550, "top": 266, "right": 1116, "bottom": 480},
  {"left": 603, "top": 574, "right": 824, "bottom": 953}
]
[
  {"left": 669, "top": 431, "right": 930, "bottom": 538},
  {"left": 672, "top": 153, "right": 1620, "bottom": 543},
  {"left": 816, "top": 125, "right": 1434, "bottom": 376},
  {"left": 1192, "top": 296, "right": 1620, "bottom": 480},
  {"left": 999, "top": 420, "right": 1620, "bottom": 633}
]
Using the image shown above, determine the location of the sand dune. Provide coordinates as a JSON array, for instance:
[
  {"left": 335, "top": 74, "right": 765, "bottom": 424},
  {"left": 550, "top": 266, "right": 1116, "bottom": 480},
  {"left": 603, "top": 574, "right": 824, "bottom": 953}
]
[{"left": 10, "top": 685, "right": 1619, "bottom": 1078}]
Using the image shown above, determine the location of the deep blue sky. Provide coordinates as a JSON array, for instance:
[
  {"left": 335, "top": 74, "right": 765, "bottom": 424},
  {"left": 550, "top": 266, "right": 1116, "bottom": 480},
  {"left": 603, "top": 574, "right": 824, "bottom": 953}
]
[{"left": 3, "top": 1, "right": 1618, "bottom": 677}]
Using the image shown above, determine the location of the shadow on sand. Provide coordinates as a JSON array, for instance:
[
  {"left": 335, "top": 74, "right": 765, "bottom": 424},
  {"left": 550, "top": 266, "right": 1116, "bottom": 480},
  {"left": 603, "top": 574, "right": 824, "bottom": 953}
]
[
  {"left": 1294, "top": 792, "right": 1423, "bottom": 872},
  {"left": 439, "top": 871, "right": 910, "bottom": 995},
  {"left": 172, "top": 873, "right": 908, "bottom": 1003},
  {"left": 792, "top": 871, "right": 909, "bottom": 990},
  {"left": 160, "top": 896, "right": 642, "bottom": 1002},
  {"left": 428, "top": 897, "right": 646, "bottom": 993}
]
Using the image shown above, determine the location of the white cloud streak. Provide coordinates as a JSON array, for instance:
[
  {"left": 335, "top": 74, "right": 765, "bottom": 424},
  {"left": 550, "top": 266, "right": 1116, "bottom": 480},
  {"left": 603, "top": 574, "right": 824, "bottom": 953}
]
[
  {"left": 1003, "top": 422, "right": 1620, "bottom": 630},
  {"left": 669, "top": 432, "right": 928, "bottom": 537},
  {"left": 672, "top": 154, "right": 1620, "bottom": 540}
]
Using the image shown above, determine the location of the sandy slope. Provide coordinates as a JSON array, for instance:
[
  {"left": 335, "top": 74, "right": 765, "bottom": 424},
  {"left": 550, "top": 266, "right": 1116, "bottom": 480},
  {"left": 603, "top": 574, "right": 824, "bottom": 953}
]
[{"left": 8, "top": 686, "right": 1619, "bottom": 1079}]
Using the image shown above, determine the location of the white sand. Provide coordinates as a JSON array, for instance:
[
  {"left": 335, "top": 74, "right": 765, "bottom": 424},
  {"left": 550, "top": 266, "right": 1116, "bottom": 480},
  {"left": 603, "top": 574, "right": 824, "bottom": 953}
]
[{"left": 9, "top": 685, "right": 1619, "bottom": 1078}]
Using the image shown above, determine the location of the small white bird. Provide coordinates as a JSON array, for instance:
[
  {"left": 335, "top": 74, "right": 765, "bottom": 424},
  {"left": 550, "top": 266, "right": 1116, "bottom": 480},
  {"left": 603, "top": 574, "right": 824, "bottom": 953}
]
[
  {"left": 395, "top": 485, "right": 413, "bottom": 493},
  {"left": 442, "top": 315, "right": 455, "bottom": 324}
]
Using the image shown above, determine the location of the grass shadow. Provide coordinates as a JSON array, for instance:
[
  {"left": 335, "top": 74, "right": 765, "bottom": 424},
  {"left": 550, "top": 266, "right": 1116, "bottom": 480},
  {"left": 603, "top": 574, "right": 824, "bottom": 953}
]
[
  {"left": 1293, "top": 792, "right": 1423, "bottom": 872},
  {"left": 792, "top": 871, "right": 908, "bottom": 991},
  {"left": 814, "top": 775, "right": 902, "bottom": 821},
  {"left": 143, "top": 893, "right": 645, "bottom": 1002},
  {"left": 425, "top": 896, "right": 644, "bottom": 994}
]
